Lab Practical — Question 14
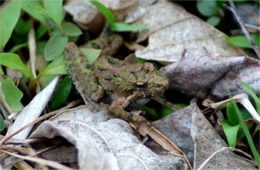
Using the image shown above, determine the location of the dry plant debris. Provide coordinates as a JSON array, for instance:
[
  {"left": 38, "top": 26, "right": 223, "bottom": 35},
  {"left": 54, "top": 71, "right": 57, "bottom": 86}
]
[{"left": 0, "top": 0, "right": 259, "bottom": 169}]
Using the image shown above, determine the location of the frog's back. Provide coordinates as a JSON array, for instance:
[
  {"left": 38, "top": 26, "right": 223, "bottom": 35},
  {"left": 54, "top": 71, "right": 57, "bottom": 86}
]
[
  {"left": 94, "top": 56, "right": 141, "bottom": 95},
  {"left": 64, "top": 43, "right": 104, "bottom": 102}
]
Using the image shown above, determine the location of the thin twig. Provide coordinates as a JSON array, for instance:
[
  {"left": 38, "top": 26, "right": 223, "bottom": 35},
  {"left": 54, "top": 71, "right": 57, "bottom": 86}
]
[
  {"left": 131, "top": 121, "right": 193, "bottom": 170},
  {"left": 0, "top": 149, "right": 75, "bottom": 170},
  {"left": 245, "top": 24, "right": 260, "bottom": 32},
  {"left": 28, "top": 26, "right": 37, "bottom": 79},
  {"left": 152, "top": 96, "right": 181, "bottom": 111},
  {"left": 224, "top": 0, "right": 260, "bottom": 59},
  {"left": 197, "top": 147, "right": 256, "bottom": 170}
]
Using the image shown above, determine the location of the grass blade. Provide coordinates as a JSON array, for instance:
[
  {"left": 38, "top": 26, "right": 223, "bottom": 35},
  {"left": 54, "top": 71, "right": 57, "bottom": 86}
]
[
  {"left": 0, "top": 1, "right": 21, "bottom": 49},
  {"left": 0, "top": 53, "right": 33, "bottom": 78},
  {"left": 241, "top": 82, "right": 260, "bottom": 113},
  {"left": 111, "top": 23, "right": 147, "bottom": 32},
  {"left": 2, "top": 77, "right": 23, "bottom": 111},
  {"left": 91, "top": 0, "right": 115, "bottom": 26},
  {"left": 43, "top": 0, "right": 63, "bottom": 25},
  {"left": 231, "top": 99, "right": 260, "bottom": 167},
  {"left": 44, "top": 35, "right": 68, "bottom": 61}
]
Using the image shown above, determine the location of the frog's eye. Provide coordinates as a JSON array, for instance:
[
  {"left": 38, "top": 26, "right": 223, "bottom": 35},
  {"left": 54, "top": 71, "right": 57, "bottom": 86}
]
[{"left": 155, "top": 83, "right": 161, "bottom": 87}]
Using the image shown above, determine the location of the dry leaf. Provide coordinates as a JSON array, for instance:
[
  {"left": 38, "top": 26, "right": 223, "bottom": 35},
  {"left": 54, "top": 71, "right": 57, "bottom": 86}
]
[
  {"left": 130, "top": 0, "right": 244, "bottom": 63},
  {"left": 6, "top": 68, "right": 23, "bottom": 80},
  {"left": 210, "top": 58, "right": 260, "bottom": 100},
  {"left": 151, "top": 103, "right": 256, "bottom": 169},
  {"left": 236, "top": 4, "right": 260, "bottom": 26},
  {"left": 161, "top": 48, "right": 247, "bottom": 99},
  {"left": 6, "top": 77, "right": 59, "bottom": 140},
  {"left": 41, "top": 146, "right": 77, "bottom": 164},
  {"left": 30, "top": 106, "right": 186, "bottom": 170},
  {"left": 64, "top": 0, "right": 137, "bottom": 32},
  {"left": 204, "top": 94, "right": 260, "bottom": 124},
  {"left": 64, "top": 1, "right": 105, "bottom": 33}
]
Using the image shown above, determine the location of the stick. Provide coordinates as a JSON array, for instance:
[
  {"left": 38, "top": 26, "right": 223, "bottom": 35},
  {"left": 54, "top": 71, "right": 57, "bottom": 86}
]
[{"left": 224, "top": 0, "right": 260, "bottom": 59}]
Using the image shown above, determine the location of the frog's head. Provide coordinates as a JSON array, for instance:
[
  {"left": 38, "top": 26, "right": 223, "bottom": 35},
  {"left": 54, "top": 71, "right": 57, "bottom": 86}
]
[
  {"left": 147, "top": 71, "right": 169, "bottom": 96},
  {"left": 135, "top": 63, "right": 169, "bottom": 97}
]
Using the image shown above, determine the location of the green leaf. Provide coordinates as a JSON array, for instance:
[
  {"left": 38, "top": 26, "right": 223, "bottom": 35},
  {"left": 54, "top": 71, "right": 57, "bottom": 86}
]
[
  {"left": 68, "top": 36, "right": 80, "bottom": 43},
  {"left": 90, "top": 0, "right": 146, "bottom": 32},
  {"left": 196, "top": 0, "right": 219, "bottom": 17},
  {"left": 36, "top": 24, "right": 48, "bottom": 40},
  {"left": 226, "top": 34, "right": 260, "bottom": 49},
  {"left": 81, "top": 48, "right": 101, "bottom": 64},
  {"left": 0, "top": 0, "right": 21, "bottom": 49},
  {"left": 241, "top": 82, "right": 260, "bottom": 113},
  {"left": 44, "top": 35, "right": 68, "bottom": 61},
  {"left": 0, "top": 114, "right": 4, "bottom": 131},
  {"left": 43, "top": 0, "right": 63, "bottom": 25},
  {"left": 233, "top": 0, "right": 249, "bottom": 2},
  {"left": 62, "top": 22, "right": 82, "bottom": 37},
  {"left": 91, "top": 0, "right": 115, "bottom": 26},
  {"left": 22, "top": 0, "right": 46, "bottom": 23},
  {"left": 9, "top": 43, "right": 28, "bottom": 53},
  {"left": 141, "top": 105, "right": 159, "bottom": 119},
  {"left": 0, "top": 53, "right": 33, "bottom": 78},
  {"left": 39, "top": 75, "right": 57, "bottom": 88},
  {"left": 176, "top": 103, "right": 188, "bottom": 108},
  {"left": 253, "top": 125, "right": 260, "bottom": 136},
  {"left": 161, "top": 103, "right": 187, "bottom": 117},
  {"left": 230, "top": 99, "right": 260, "bottom": 167},
  {"left": 221, "top": 120, "right": 240, "bottom": 147},
  {"left": 37, "top": 41, "right": 47, "bottom": 56},
  {"left": 27, "top": 5, "right": 65, "bottom": 34},
  {"left": 226, "top": 103, "right": 239, "bottom": 125},
  {"left": 0, "top": 67, "right": 3, "bottom": 75},
  {"left": 38, "top": 55, "right": 67, "bottom": 79},
  {"left": 1, "top": 77, "right": 23, "bottom": 111},
  {"left": 111, "top": 23, "right": 147, "bottom": 32},
  {"left": 14, "top": 18, "right": 32, "bottom": 35},
  {"left": 136, "top": 58, "right": 147, "bottom": 64},
  {"left": 161, "top": 106, "right": 174, "bottom": 117},
  {"left": 50, "top": 75, "right": 72, "bottom": 110},
  {"left": 207, "top": 16, "right": 220, "bottom": 26}
]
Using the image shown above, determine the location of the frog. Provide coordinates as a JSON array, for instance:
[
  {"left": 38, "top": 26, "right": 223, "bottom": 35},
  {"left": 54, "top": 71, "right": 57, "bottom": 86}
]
[
  {"left": 64, "top": 36, "right": 169, "bottom": 123},
  {"left": 81, "top": 34, "right": 123, "bottom": 56}
]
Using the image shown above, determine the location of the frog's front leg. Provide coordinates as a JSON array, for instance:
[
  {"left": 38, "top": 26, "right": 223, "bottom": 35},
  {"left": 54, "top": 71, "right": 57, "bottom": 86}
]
[{"left": 108, "top": 97, "right": 146, "bottom": 123}]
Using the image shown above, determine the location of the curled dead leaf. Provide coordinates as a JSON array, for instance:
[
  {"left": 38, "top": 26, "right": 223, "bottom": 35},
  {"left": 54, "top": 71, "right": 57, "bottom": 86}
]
[
  {"left": 30, "top": 106, "right": 187, "bottom": 170},
  {"left": 161, "top": 48, "right": 248, "bottom": 99},
  {"left": 151, "top": 103, "right": 256, "bottom": 169},
  {"left": 210, "top": 58, "right": 260, "bottom": 100}
]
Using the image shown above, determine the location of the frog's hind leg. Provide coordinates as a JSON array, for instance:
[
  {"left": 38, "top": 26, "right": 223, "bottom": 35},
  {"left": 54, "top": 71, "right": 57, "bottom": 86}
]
[{"left": 108, "top": 97, "right": 146, "bottom": 123}]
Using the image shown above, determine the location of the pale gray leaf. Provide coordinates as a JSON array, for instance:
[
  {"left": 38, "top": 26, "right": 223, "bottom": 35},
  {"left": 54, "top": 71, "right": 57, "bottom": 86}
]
[{"left": 152, "top": 103, "right": 256, "bottom": 169}]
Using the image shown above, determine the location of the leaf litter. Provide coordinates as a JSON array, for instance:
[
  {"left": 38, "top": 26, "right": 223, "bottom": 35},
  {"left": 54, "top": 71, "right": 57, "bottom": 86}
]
[
  {"left": 1, "top": 0, "right": 259, "bottom": 169},
  {"left": 30, "top": 106, "right": 186, "bottom": 170}
]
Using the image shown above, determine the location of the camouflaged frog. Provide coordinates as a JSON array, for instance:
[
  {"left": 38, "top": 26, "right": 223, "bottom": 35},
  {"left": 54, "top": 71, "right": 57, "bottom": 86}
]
[{"left": 64, "top": 35, "right": 169, "bottom": 123}]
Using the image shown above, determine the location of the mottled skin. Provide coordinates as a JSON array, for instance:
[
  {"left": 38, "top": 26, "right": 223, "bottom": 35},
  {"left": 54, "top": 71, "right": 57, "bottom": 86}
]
[
  {"left": 82, "top": 34, "right": 123, "bottom": 56},
  {"left": 64, "top": 37, "right": 169, "bottom": 122}
]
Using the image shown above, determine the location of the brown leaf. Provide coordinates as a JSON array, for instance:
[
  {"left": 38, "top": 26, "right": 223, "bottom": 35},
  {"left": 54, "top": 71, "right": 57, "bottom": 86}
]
[
  {"left": 41, "top": 146, "right": 77, "bottom": 164},
  {"left": 6, "top": 77, "right": 59, "bottom": 140},
  {"left": 64, "top": 1, "right": 105, "bottom": 33},
  {"left": 130, "top": 0, "right": 244, "bottom": 63},
  {"left": 161, "top": 48, "right": 247, "bottom": 99},
  {"left": 210, "top": 58, "right": 260, "bottom": 100},
  {"left": 30, "top": 106, "right": 186, "bottom": 170},
  {"left": 151, "top": 103, "right": 256, "bottom": 169}
]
